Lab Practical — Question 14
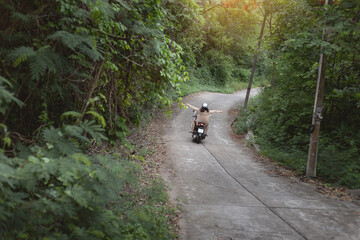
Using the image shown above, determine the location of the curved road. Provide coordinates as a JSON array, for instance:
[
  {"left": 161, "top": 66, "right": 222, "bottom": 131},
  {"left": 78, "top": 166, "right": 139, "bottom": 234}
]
[{"left": 160, "top": 89, "right": 360, "bottom": 240}]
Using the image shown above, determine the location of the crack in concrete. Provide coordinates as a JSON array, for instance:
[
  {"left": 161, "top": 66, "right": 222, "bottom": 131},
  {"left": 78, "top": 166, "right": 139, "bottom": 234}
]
[
  {"left": 201, "top": 142, "right": 308, "bottom": 240},
  {"left": 194, "top": 177, "right": 243, "bottom": 195}
]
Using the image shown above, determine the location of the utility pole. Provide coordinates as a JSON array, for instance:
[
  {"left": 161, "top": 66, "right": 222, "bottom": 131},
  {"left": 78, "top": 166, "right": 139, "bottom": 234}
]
[
  {"left": 244, "top": 11, "right": 267, "bottom": 109},
  {"left": 306, "top": 0, "right": 332, "bottom": 177}
]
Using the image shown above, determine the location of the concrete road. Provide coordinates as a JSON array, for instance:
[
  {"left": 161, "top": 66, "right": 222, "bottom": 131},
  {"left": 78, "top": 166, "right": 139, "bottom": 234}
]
[{"left": 160, "top": 89, "right": 360, "bottom": 240}]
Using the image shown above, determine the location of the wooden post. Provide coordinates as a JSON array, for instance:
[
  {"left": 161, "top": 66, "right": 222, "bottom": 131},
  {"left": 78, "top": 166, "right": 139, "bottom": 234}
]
[
  {"left": 306, "top": 54, "right": 327, "bottom": 177},
  {"left": 306, "top": 0, "right": 332, "bottom": 177}
]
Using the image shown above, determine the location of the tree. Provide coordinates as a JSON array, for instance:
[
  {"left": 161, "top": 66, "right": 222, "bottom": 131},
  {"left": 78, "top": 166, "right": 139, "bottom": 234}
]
[
  {"left": 244, "top": 9, "right": 267, "bottom": 109},
  {"left": 236, "top": 0, "right": 360, "bottom": 188}
]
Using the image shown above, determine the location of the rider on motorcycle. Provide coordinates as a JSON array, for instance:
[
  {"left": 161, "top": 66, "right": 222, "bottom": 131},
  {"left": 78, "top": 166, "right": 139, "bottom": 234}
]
[{"left": 185, "top": 103, "right": 223, "bottom": 136}]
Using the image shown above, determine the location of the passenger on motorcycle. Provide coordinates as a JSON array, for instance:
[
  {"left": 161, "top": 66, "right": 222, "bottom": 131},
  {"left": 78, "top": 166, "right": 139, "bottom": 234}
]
[{"left": 185, "top": 103, "right": 223, "bottom": 136}]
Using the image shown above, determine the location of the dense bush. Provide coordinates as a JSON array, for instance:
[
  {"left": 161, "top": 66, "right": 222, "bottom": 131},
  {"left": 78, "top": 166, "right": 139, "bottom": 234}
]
[
  {"left": 234, "top": 88, "right": 360, "bottom": 188},
  {"left": 178, "top": 1, "right": 264, "bottom": 95},
  {"left": 234, "top": 0, "right": 360, "bottom": 189},
  {"left": 201, "top": 50, "right": 235, "bottom": 86},
  {"left": 0, "top": 0, "right": 188, "bottom": 143},
  {"left": 0, "top": 0, "right": 196, "bottom": 238},
  {"left": 0, "top": 124, "right": 175, "bottom": 239},
  {"left": 181, "top": 49, "right": 252, "bottom": 95}
]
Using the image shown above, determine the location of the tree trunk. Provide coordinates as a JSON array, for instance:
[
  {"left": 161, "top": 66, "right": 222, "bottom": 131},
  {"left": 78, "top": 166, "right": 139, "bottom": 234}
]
[
  {"left": 244, "top": 11, "right": 267, "bottom": 109},
  {"left": 271, "top": 61, "right": 276, "bottom": 89},
  {"left": 80, "top": 60, "right": 105, "bottom": 120}
]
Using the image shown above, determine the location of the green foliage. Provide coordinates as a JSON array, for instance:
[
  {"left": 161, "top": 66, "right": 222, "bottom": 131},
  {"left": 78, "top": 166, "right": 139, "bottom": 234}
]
[
  {"left": 234, "top": 0, "right": 360, "bottom": 188},
  {"left": 48, "top": 31, "right": 103, "bottom": 61},
  {"left": 79, "top": 120, "right": 108, "bottom": 143},
  {"left": 232, "top": 68, "right": 251, "bottom": 82},
  {"left": 0, "top": 0, "right": 225, "bottom": 238},
  {"left": 201, "top": 50, "right": 235, "bottom": 86},
  {"left": 0, "top": 77, "right": 23, "bottom": 115},
  {"left": 1, "top": 0, "right": 189, "bottom": 139},
  {"left": 178, "top": 0, "right": 271, "bottom": 95},
  {"left": 0, "top": 125, "right": 176, "bottom": 239},
  {"left": 86, "top": 111, "right": 106, "bottom": 128},
  {"left": 108, "top": 117, "right": 129, "bottom": 145},
  {"left": 0, "top": 76, "right": 24, "bottom": 150},
  {"left": 61, "top": 111, "right": 82, "bottom": 121},
  {"left": 0, "top": 124, "right": 11, "bottom": 151}
]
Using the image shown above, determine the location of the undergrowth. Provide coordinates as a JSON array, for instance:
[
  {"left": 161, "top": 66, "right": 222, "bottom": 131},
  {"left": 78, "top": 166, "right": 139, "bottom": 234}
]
[
  {"left": 0, "top": 123, "right": 177, "bottom": 239},
  {"left": 180, "top": 66, "right": 266, "bottom": 96},
  {"left": 233, "top": 89, "right": 360, "bottom": 189}
]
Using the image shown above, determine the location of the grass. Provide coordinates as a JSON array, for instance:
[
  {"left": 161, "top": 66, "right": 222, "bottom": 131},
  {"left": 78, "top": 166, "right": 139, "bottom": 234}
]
[{"left": 180, "top": 78, "right": 266, "bottom": 96}]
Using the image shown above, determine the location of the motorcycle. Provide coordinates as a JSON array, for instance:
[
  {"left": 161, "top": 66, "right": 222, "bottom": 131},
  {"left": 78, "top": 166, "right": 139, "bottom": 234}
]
[
  {"left": 192, "top": 122, "right": 207, "bottom": 144},
  {"left": 191, "top": 110, "right": 207, "bottom": 143}
]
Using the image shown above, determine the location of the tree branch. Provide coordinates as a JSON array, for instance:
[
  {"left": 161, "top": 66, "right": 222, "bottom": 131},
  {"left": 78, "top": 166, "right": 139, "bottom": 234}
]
[
  {"left": 202, "top": 4, "right": 223, "bottom": 14},
  {"left": 99, "top": 31, "right": 130, "bottom": 41},
  {"left": 79, "top": 60, "right": 105, "bottom": 120}
]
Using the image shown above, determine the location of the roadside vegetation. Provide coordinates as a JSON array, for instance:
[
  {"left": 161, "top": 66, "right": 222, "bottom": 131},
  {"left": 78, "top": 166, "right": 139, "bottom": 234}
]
[
  {"left": 178, "top": 1, "right": 270, "bottom": 95},
  {"left": 233, "top": 0, "right": 360, "bottom": 189},
  {"left": 0, "top": 0, "right": 359, "bottom": 239},
  {"left": 0, "top": 0, "right": 189, "bottom": 238}
]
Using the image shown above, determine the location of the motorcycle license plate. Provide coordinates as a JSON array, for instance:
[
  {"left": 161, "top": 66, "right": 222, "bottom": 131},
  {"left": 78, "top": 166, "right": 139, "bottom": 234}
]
[{"left": 198, "top": 128, "right": 204, "bottom": 133}]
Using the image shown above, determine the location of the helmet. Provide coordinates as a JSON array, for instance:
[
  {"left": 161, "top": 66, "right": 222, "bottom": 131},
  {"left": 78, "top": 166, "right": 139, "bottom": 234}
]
[{"left": 200, "top": 103, "right": 209, "bottom": 112}]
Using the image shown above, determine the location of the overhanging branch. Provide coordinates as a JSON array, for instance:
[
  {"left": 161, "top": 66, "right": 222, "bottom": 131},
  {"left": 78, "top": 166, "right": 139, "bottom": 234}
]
[{"left": 202, "top": 4, "right": 223, "bottom": 14}]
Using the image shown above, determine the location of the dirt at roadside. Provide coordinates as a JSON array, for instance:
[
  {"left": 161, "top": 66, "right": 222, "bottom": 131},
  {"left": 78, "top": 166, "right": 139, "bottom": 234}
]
[{"left": 126, "top": 107, "right": 181, "bottom": 236}]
